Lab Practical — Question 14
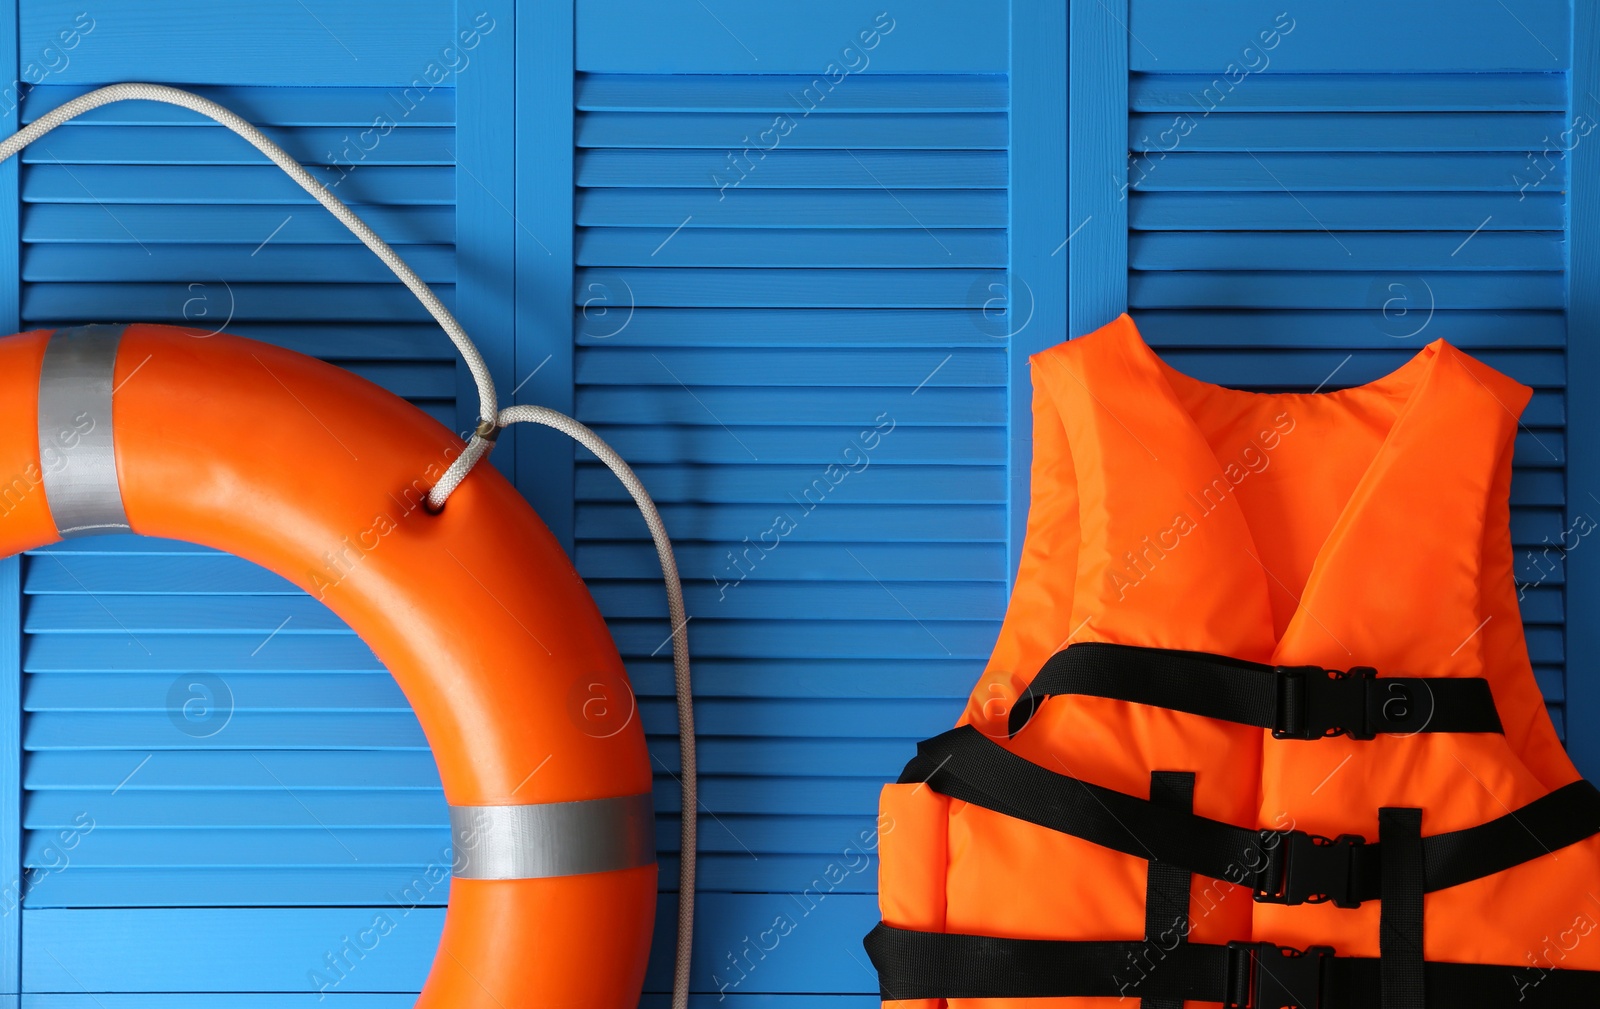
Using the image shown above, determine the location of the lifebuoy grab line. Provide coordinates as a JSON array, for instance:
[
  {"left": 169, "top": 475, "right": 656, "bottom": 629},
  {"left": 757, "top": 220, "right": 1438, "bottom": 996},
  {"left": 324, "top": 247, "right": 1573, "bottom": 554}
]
[{"left": 3, "top": 85, "right": 698, "bottom": 1009}]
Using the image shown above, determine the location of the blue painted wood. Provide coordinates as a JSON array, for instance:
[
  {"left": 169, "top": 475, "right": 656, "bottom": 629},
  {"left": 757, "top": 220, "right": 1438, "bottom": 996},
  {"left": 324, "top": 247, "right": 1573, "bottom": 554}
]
[
  {"left": 1127, "top": 152, "right": 1563, "bottom": 189},
  {"left": 514, "top": 0, "right": 578, "bottom": 552},
  {"left": 576, "top": 1, "right": 1004, "bottom": 74},
  {"left": 576, "top": 190, "right": 1006, "bottom": 228},
  {"left": 1131, "top": 272, "right": 1565, "bottom": 310},
  {"left": 20, "top": 3, "right": 458, "bottom": 85},
  {"left": 21, "top": 893, "right": 882, "bottom": 995},
  {"left": 20, "top": 126, "right": 457, "bottom": 164},
  {"left": 22, "top": 245, "right": 456, "bottom": 283},
  {"left": 570, "top": 268, "right": 1005, "bottom": 308},
  {"left": 1067, "top": 0, "right": 1129, "bottom": 335},
  {"left": 578, "top": 74, "right": 1009, "bottom": 112},
  {"left": 23, "top": 205, "right": 456, "bottom": 244},
  {"left": 1005, "top": 0, "right": 1067, "bottom": 585},
  {"left": 1128, "top": 1, "right": 1569, "bottom": 72},
  {"left": 0, "top": 559, "right": 19, "bottom": 995},
  {"left": 578, "top": 149, "right": 1006, "bottom": 189},
  {"left": 576, "top": 112, "right": 1007, "bottom": 150},
  {"left": 1128, "top": 113, "right": 1566, "bottom": 152},
  {"left": 576, "top": 385, "right": 1002, "bottom": 424},
  {"left": 1131, "top": 192, "right": 1565, "bottom": 230},
  {"left": 453, "top": 0, "right": 516, "bottom": 473},
  {"left": 579, "top": 229, "right": 1008, "bottom": 268},
  {"left": 572, "top": 308, "right": 1006, "bottom": 344},
  {"left": 1564, "top": 0, "right": 1600, "bottom": 775},
  {"left": 22, "top": 283, "right": 456, "bottom": 324},
  {"left": 20, "top": 165, "right": 453, "bottom": 203},
  {"left": 20, "top": 86, "right": 457, "bottom": 126},
  {"left": 1130, "top": 72, "right": 1568, "bottom": 111},
  {"left": 1131, "top": 233, "right": 1566, "bottom": 272},
  {"left": 571, "top": 64, "right": 1007, "bottom": 1002}
]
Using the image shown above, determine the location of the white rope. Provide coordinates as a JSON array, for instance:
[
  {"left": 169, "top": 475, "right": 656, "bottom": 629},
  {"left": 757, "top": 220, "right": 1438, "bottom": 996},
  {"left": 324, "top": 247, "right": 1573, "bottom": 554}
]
[
  {"left": 1, "top": 84, "right": 696, "bottom": 1009},
  {"left": 499, "top": 407, "right": 696, "bottom": 1005}
]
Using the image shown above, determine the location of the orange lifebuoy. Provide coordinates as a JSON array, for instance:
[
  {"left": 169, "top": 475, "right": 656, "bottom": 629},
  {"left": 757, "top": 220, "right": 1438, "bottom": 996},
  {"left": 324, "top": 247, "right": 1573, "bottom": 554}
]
[{"left": 0, "top": 323, "right": 657, "bottom": 1008}]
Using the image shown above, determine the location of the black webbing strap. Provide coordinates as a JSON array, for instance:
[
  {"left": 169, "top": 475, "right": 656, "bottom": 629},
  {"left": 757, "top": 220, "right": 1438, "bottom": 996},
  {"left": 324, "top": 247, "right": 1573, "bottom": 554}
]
[
  {"left": 1143, "top": 771, "right": 1196, "bottom": 1009},
  {"left": 901, "top": 725, "right": 1600, "bottom": 907},
  {"left": 1007, "top": 641, "right": 1505, "bottom": 740},
  {"left": 1379, "top": 808, "right": 1426, "bottom": 1009},
  {"left": 863, "top": 922, "right": 1600, "bottom": 1007}
]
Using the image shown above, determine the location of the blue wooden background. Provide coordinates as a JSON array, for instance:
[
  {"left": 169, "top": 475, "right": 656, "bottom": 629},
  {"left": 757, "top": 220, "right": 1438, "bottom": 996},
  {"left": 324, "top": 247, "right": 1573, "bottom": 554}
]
[{"left": 0, "top": 0, "right": 1594, "bottom": 1005}]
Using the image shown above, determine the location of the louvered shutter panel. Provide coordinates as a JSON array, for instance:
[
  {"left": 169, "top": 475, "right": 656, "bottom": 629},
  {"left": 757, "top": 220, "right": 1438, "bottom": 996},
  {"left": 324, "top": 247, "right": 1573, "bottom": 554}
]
[
  {"left": 1064, "top": 0, "right": 1589, "bottom": 751},
  {"left": 1, "top": 1, "right": 516, "bottom": 999},
  {"left": 5, "top": 1, "right": 1597, "bottom": 1007},
  {"left": 574, "top": 4, "right": 1008, "bottom": 999}
]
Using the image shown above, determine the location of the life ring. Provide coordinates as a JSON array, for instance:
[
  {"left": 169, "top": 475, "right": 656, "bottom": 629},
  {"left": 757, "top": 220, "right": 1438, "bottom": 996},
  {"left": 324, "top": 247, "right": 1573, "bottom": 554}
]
[{"left": 0, "top": 322, "right": 657, "bottom": 1007}]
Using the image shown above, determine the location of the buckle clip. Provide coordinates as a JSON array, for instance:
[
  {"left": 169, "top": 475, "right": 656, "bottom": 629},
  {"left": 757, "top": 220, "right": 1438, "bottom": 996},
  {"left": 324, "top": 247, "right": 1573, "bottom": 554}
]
[
  {"left": 1225, "top": 941, "right": 1335, "bottom": 1009},
  {"left": 1272, "top": 664, "right": 1379, "bottom": 741},
  {"left": 1252, "top": 830, "right": 1366, "bottom": 908}
]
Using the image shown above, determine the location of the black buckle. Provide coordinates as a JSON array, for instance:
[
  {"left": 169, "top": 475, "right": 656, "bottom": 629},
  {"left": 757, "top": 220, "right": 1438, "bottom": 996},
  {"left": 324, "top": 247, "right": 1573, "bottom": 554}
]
[
  {"left": 1226, "top": 941, "right": 1335, "bottom": 1009},
  {"left": 1252, "top": 829, "right": 1366, "bottom": 908},
  {"left": 1272, "top": 665, "right": 1379, "bottom": 740}
]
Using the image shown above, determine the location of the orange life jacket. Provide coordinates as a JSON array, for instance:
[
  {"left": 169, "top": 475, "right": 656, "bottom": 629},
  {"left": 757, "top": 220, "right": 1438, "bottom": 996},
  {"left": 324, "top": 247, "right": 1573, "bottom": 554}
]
[{"left": 865, "top": 312, "right": 1600, "bottom": 1009}]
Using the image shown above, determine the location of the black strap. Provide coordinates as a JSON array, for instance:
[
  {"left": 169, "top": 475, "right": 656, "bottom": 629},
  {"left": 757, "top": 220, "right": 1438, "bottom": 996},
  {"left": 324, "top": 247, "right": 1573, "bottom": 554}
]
[
  {"left": 864, "top": 922, "right": 1600, "bottom": 1007},
  {"left": 1379, "top": 807, "right": 1426, "bottom": 1009},
  {"left": 1143, "top": 771, "right": 1196, "bottom": 1009},
  {"left": 901, "top": 725, "right": 1600, "bottom": 907},
  {"left": 1008, "top": 641, "right": 1505, "bottom": 740}
]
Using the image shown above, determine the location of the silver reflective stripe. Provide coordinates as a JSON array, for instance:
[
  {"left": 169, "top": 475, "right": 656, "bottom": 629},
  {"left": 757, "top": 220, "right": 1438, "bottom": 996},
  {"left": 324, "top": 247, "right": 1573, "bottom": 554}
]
[
  {"left": 450, "top": 792, "right": 656, "bottom": 880},
  {"left": 37, "top": 324, "right": 130, "bottom": 538}
]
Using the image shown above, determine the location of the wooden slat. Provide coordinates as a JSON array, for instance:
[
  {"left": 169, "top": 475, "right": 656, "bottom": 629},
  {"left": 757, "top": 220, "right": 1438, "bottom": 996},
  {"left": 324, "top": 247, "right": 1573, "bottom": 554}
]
[
  {"left": 574, "top": 386, "right": 1003, "bottom": 425},
  {"left": 23, "top": 126, "right": 456, "bottom": 165},
  {"left": 1130, "top": 72, "right": 1566, "bottom": 112},
  {"left": 577, "top": 188, "right": 1005, "bottom": 228},
  {"left": 21, "top": 894, "right": 881, "bottom": 992},
  {"left": 1127, "top": 112, "right": 1565, "bottom": 152},
  {"left": 576, "top": 112, "right": 1006, "bottom": 150},
  {"left": 1566, "top": 0, "right": 1600, "bottom": 777},
  {"left": 574, "top": 346, "right": 1003, "bottom": 385},
  {"left": 1130, "top": 271, "right": 1563, "bottom": 310},
  {"left": 570, "top": 268, "right": 1005, "bottom": 309},
  {"left": 576, "top": 0, "right": 1006, "bottom": 73},
  {"left": 578, "top": 149, "right": 1005, "bottom": 188},
  {"left": 1130, "top": 192, "right": 1564, "bottom": 231},
  {"left": 19, "top": 4, "right": 462, "bottom": 86},
  {"left": 21, "top": 245, "right": 455, "bottom": 284},
  {"left": 1127, "top": 1, "right": 1569, "bottom": 72},
  {"left": 1134, "top": 309, "right": 1568, "bottom": 348},
  {"left": 21, "top": 85, "right": 457, "bottom": 126},
  {"left": 576, "top": 502, "right": 1005, "bottom": 542},
  {"left": 578, "top": 227, "right": 1007, "bottom": 268},
  {"left": 22, "top": 205, "right": 453, "bottom": 244},
  {"left": 1131, "top": 232, "right": 1565, "bottom": 272},
  {"left": 574, "top": 464, "right": 1004, "bottom": 504},
  {"left": 574, "top": 307, "right": 1007, "bottom": 347},
  {"left": 21, "top": 283, "right": 454, "bottom": 323},
  {"left": 1127, "top": 152, "right": 1561, "bottom": 190},
  {"left": 21, "top": 165, "right": 451, "bottom": 205},
  {"left": 577, "top": 74, "right": 1009, "bottom": 113}
]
